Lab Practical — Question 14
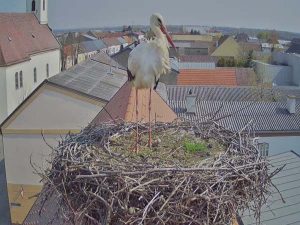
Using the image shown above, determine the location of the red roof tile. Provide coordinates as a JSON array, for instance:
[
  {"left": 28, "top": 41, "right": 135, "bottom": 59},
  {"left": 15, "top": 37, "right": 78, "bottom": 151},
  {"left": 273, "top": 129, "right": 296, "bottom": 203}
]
[
  {"left": 177, "top": 68, "right": 237, "bottom": 86},
  {"left": 93, "top": 32, "right": 127, "bottom": 39},
  {"left": 92, "top": 82, "right": 177, "bottom": 124},
  {"left": 102, "top": 37, "right": 121, "bottom": 47},
  {"left": 0, "top": 13, "right": 60, "bottom": 66}
]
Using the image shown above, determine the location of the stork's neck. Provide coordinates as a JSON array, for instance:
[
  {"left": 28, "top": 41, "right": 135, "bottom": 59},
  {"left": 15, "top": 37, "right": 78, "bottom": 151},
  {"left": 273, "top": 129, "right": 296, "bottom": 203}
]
[{"left": 151, "top": 25, "right": 164, "bottom": 39}]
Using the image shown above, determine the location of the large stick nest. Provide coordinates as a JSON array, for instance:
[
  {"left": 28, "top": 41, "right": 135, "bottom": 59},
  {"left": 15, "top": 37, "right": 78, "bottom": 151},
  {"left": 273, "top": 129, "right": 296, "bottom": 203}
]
[{"left": 41, "top": 120, "right": 281, "bottom": 225}]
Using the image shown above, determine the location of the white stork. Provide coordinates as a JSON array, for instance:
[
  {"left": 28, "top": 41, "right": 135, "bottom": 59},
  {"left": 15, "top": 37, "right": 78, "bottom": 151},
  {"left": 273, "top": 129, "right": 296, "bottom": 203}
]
[{"left": 127, "top": 13, "right": 176, "bottom": 152}]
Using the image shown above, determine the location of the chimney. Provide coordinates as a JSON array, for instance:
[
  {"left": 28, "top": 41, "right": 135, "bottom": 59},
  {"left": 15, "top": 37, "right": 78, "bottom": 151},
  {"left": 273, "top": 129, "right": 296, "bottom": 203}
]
[
  {"left": 287, "top": 95, "right": 296, "bottom": 114},
  {"left": 186, "top": 89, "right": 197, "bottom": 113}
]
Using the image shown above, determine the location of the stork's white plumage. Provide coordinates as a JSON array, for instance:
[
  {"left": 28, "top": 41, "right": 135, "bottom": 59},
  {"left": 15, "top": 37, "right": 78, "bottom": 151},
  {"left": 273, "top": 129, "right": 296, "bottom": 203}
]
[
  {"left": 127, "top": 13, "right": 175, "bottom": 152},
  {"left": 128, "top": 13, "right": 175, "bottom": 89}
]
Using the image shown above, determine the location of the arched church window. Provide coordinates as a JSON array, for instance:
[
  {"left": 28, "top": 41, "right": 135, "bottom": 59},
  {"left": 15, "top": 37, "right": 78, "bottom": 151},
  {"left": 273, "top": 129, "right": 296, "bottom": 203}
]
[{"left": 32, "top": 0, "right": 36, "bottom": 11}]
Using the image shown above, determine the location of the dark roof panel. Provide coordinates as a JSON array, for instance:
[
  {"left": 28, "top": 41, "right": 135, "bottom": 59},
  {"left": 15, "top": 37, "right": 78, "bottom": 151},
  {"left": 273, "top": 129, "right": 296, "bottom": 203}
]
[
  {"left": 167, "top": 85, "right": 300, "bottom": 103},
  {"left": 241, "top": 151, "right": 300, "bottom": 225},
  {"left": 169, "top": 100, "right": 300, "bottom": 133}
]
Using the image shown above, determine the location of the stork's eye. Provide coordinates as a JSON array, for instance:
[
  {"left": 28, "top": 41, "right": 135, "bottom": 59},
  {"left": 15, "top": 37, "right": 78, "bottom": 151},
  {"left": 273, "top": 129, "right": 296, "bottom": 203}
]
[{"left": 157, "top": 18, "right": 162, "bottom": 24}]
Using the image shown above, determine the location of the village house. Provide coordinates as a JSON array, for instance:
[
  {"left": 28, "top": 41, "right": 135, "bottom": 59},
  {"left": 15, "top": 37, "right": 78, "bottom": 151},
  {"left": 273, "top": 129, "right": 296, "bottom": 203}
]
[
  {"left": 169, "top": 41, "right": 216, "bottom": 58},
  {"left": 211, "top": 36, "right": 242, "bottom": 60},
  {"left": 77, "top": 39, "right": 107, "bottom": 64},
  {"left": 102, "top": 37, "right": 123, "bottom": 55},
  {"left": 254, "top": 52, "right": 300, "bottom": 87},
  {"left": 0, "top": 0, "right": 61, "bottom": 123},
  {"left": 171, "top": 34, "right": 215, "bottom": 42}
]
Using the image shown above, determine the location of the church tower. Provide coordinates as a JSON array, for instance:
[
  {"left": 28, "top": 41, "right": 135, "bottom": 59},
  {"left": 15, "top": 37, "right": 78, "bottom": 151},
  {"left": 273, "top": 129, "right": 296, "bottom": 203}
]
[{"left": 26, "top": 0, "right": 48, "bottom": 24}]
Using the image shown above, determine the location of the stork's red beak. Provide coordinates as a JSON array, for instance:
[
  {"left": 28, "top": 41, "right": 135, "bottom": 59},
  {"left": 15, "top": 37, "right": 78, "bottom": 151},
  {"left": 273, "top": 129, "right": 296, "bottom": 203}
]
[{"left": 160, "top": 25, "right": 176, "bottom": 49}]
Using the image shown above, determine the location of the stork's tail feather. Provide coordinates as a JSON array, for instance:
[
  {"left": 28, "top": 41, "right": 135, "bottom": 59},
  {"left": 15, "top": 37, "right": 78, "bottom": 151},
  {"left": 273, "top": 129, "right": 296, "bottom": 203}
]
[
  {"left": 154, "top": 79, "right": 160, "bottom": 90},
  {"left": 127, "top": 68, "right": 135, "bottom": 81}
]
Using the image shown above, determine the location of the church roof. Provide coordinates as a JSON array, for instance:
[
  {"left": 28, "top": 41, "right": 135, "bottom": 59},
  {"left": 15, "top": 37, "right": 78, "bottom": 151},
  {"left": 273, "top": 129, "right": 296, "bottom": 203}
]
[{"left": 0, "top": 13, "right": 60, "bottom": 66}]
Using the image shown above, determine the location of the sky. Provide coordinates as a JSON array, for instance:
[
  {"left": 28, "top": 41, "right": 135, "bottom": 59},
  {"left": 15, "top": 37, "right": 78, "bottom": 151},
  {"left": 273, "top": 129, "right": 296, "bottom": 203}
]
[{"left": 1, "top": 0, "right": 300, "bottom": 33}]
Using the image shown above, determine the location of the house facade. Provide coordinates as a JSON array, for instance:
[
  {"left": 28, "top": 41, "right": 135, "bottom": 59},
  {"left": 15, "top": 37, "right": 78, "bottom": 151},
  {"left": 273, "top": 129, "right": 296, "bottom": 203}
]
[{"left": 0, "top": 0, "right": 61, "bottom": 123}]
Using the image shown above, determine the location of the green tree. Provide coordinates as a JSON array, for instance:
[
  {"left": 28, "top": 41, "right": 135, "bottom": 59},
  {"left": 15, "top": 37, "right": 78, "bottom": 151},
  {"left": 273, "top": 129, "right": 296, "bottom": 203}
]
[
  {"left": 267, "top": 30, "right": 279, "bottom": 44},
  {"left": 257, "top": 31, "right": 269, "bottom": 40},
  {"left": 244, "top": 50, "right": 254, "bottom": 67},
  {"left": 217, "top": 57, "right": 225, "bottom": 67}
]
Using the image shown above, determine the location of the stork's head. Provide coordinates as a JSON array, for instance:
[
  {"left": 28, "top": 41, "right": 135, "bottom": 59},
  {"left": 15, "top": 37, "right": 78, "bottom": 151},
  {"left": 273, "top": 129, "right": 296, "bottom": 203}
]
[{"left": 150, "top": 13, "right": 175, "bottom": 49}]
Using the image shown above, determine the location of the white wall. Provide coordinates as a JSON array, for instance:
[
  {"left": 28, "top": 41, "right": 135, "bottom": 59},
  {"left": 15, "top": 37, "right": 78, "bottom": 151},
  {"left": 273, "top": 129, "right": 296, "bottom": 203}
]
[
  {"left": 258, "top": 135, "right": 300, "bottom": 156},
  {"left": 0, "top": 67, "right": 7, "bottom": 123},
  {"left": 107, "top": 45, "right": 121, "bottom": 55},
  {"left": 3, "top": 86, "right": 104, "bottom": 185},
  {"left": 1, "top": 49, "right": 60, "bottom": 123},
  {"left": 78, "top": 50, "right": 98, "bottom": 64},
  {"left": 8, "top": 87, "right": 103, "bottom": 130},
  {"left": 254, "top": 60, "right": 293, "bottom": 86},
  {"left": 3, "top": 134, "right": 59, "bottom": 185},
  {"left": 273, "top": 52, "right": 300, "bottom": 86}
]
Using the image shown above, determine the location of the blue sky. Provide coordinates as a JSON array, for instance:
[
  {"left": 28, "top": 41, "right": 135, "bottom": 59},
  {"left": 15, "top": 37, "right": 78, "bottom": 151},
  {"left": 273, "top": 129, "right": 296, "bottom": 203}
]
[{"left": 1, "top": 0, "right": 299, "bottom": 33}]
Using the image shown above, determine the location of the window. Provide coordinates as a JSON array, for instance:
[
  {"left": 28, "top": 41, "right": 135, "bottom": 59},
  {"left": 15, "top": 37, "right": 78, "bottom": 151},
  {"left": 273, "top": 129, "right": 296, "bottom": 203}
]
[
  {"left": 31, "top": 0, "right": 36, "bottom": 11},
  {"left": 43, "top": 0, "right": 45, "bottom": 11},
  {"left": 15, "top": 72, "right": 19, "bottom": 89},
  {"left": 258, "top": 143, "right": 269, "bottom": 156},
  {"left": 34, "top": 67, "right": 37, "bottom": 83},
  {"left": 46, "top": 64, "right": 49, "bottom": 78},
  {"left": 19, "top": 71, "right": 23, "bottom": 88}
]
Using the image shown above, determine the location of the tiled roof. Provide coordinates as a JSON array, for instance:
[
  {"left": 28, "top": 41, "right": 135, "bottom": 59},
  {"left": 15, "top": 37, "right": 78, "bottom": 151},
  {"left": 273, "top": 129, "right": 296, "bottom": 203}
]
[
  {"left": 167, "top": 85, "right": 300, "bottom": 103},
  {"left": 169, "top": 100, "right": 300, "bottom": 132},
  {"left": 102, "top": 37, "right": 122, "bottom": 47},
  {"left": 177, "top": 68, "right": 237, "bottom": 86},
  {"left": 235, "top": 33, "right": 249, "bottom": 42},
  {"left": 240, "top": 151, "right": 300, "bottom": 225},
  {"left": 93, "top": 32, "right": 127, "bottom": 39},
  {"left": 111, "top": 43, "right": 136, "bottom": 68},
  {"left": 92, "top": 82, "right": 177, "bottom": 124},
  {"left": 48, "top": 56, "right": 127, "bottom": 102},
  {"left": 78, "top": 40, "right": 107, "bottom": 53},
  {"left": 91, "top": 51, "right": 126, "bottom": 70},
  {"left": 0, "top": 13, "right": 60, "bottom": 66},
  {"left": 122, "top": 35, "right": 134, "bottom": 44}
]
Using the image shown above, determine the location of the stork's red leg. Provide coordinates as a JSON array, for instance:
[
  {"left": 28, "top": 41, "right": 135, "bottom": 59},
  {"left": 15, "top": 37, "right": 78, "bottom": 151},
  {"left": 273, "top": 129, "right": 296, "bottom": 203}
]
[
  {"left": 135, "top": 88, "right": 139, "bottom": 153},
  {"left": 148, "top": 88, "right": 152, "bottom": 147}
]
